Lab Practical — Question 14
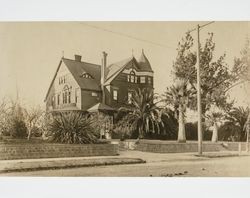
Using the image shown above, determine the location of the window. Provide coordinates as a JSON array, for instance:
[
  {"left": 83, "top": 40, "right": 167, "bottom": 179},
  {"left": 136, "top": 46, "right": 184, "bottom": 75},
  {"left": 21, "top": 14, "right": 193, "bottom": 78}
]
[
  {"left": 75, "top": 89, "right": 79, "bottom": 103},
  {"left": 91, "top": 92, "right": 98, "bottom": 97},
  {"left": 128, "top": 91, "right": 133, "bottom": 104},
  {"left": 128, "top": 71, "right": 136, "bottom": 83},
  {"left": 140, "top": 76, "right": 146, "bottom": 83},
  {"left": 148, "top": 77, "right": 152, "bottom": 84},
  {"left": 113, "top": 90, "right": 118, "bottom": 101},
  {"left": 62, "top": 85, "right": 71, "bottom": 104},
  {"left": 59, "top": 76, "right": 66, "bottom": 85},
  {"left": 57, "top": 94, "right": 60, "bottom": 105}
]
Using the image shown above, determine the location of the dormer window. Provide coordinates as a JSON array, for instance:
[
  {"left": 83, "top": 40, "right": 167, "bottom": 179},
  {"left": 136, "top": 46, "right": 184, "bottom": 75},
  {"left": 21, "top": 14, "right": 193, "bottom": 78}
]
[
  {"left": 81, "top": 72, "right": 93, "bottom": 79},
  {"left": 128, "top": 71, "right": 136, "bottom": 83}
]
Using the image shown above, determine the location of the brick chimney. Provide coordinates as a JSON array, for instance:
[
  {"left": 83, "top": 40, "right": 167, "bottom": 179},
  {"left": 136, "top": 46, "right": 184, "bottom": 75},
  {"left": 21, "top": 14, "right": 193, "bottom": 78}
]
[
  {"left": 74, "top": 54, "right": 82, "bottom": 62},
  {"left": 101, "top": 51, "right": 107, "bottom": 103}
]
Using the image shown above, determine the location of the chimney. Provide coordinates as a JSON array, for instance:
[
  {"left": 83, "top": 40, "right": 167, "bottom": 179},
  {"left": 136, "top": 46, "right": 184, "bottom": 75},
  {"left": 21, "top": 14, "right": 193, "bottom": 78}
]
[
  {"left": 101, "top": 51, "right": 107, "bottom": 103},
  {"left": 74, "top": 54, "right": 82, "bottom": 62}
]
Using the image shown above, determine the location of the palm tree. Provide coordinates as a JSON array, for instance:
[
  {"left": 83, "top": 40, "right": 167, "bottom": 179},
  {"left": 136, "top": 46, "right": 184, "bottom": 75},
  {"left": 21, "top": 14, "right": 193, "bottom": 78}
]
[
  {"left": 226, "top": 106, "right": 250, "bottom": 141},
  {"left": 164, "top": 79, "right": 192, "bottom": 143},
  {"left": 205, "top": 111, "right": 223, "bottom": 142},
  {"left": 118, "top": 88, "right": 163, "bottom": 139}
]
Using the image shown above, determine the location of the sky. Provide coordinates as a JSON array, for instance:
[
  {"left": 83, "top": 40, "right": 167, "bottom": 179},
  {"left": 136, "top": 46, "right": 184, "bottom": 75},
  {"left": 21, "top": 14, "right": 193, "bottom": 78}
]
[{"left": 0, "top": 21, "right": 249, "bottom": 109}]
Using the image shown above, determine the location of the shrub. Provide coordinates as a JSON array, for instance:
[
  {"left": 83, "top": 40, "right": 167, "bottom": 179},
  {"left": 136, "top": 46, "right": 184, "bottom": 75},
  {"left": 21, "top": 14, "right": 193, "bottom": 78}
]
[
  {"left": 10, "top": 119, "right": 27, "bottom": 138},
  {"left": 48, "top": 112, "right": 99, "bottom": 144},
  {"left": 185, "top": 122, "right": 212, "bottom": 141}
]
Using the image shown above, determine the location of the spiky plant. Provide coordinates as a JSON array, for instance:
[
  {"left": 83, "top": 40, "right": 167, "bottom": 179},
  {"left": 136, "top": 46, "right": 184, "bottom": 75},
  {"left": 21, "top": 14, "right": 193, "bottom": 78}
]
[
  {"left": 48, "top": 112, "right": 99, "bottom": 144},
  {"left": 118, "top": 88, "right": 163, "bottom": 139}
]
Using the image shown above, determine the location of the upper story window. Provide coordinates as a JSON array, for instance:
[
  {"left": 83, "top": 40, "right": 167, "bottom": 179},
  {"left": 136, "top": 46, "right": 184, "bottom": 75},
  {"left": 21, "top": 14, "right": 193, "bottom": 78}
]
[
  {"left": 148, "top": 77, "right": 152, "bottom": 84},
  {"left": 62, "top": 85, "right": 71, "bottom": 104},
  {"left": 140, "top": 76, "right": 146, "bottom": 83},
  {"left": 113, "top": 89, "right": 118, "bottom": 101},
  {"left": 127, "top": 71, "right": 137, "bottom": 83},
  {"left": 59, "top": 76, "right": 66, "bottom": 85}
]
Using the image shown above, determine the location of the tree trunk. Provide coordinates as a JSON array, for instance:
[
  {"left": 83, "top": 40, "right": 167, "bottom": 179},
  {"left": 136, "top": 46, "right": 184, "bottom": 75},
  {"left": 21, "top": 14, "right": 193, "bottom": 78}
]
[
  {"left": 138, "top": 126, "right": 143, "bottom": 139},
  {"left": 211, "top": 122, "right": 218, "bottom": 142},
  {"left": 178, "top": 105, "right": 186, "bottom": 143}
]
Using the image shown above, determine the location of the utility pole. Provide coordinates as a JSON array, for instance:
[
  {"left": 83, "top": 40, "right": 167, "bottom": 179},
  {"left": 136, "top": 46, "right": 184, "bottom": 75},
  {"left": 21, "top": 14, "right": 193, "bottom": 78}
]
[
  {"left": 188, "top": 22, "right": 215, "bottom": 155},
  {"left": 196, "top": 24, "right": 203, "bottom": 155}
]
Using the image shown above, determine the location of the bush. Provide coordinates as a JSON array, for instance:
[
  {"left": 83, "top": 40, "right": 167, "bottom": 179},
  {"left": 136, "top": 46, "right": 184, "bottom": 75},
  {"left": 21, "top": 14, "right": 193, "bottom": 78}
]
[
  {"left": 185, "top": 122, "right": 212, "bottom": 141},
  {"left": 47, "top": 112, "right": 99, "bottom": 144},
  {"left": 10, "top": 119, "right": 27, "bottom": 138},
  {"left": 218, "top": 122, "right": 242, "bottom": 141}
]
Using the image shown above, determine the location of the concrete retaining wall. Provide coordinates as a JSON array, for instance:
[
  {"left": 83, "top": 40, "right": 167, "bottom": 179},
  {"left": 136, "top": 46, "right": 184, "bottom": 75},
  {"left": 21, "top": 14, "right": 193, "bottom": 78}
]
[
  {"left": 118, "top": 139, "right": 246, "bottom": 153},
  {"left": 0, "top": 143, "right": 119, "bottom": 160}
]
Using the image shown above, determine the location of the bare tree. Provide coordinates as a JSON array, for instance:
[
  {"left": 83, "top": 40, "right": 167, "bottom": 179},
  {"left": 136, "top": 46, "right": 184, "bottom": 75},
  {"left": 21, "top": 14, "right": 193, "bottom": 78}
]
[{"left": 24, "top": 106, "right": 44, "bottom": 140}]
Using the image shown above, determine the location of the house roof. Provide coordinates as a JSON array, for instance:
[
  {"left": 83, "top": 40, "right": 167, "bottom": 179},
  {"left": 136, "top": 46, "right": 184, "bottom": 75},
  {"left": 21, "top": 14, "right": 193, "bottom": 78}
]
[
  {"left": 104, "top": 56, "right": 135, "bottom": 85},
  {"left": 138, "top": 49, "right": 153, "bottom": 72},
  {"left": 62, "top": 58, "right": 101, "bottom": 91},
  {"left": 87, "top": 102, "right": 115, "bottom": 112},
  {"left": 45, "top": 51, "right": 153, "bottom": 101}
]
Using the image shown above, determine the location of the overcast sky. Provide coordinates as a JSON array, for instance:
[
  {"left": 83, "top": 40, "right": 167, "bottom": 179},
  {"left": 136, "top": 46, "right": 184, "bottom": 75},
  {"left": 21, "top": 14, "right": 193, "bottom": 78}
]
[{"left": 0, "top": 21, "right": 249, "bottom": 108}]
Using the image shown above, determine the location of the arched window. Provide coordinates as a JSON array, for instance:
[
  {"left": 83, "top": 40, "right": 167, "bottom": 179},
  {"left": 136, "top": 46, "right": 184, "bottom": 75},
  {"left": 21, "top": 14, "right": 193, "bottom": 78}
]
[
  {"left": 128, "top": 71, "right": 136, "bottom": 83},
  {"left": 62, "top": 85, "right": 72, "bottom": 104}
]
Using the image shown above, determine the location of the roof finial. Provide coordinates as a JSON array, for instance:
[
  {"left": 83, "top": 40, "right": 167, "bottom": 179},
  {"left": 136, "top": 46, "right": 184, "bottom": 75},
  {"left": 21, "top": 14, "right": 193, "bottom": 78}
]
[
  {"left": 132, "top": 48, "right": 134, "bottom": 57},
  {"left": 62, "top": 50, "right": 64, "bottom": 58},
  {"left": 142, "top": 48, "right": 144, "bottom": 54}
]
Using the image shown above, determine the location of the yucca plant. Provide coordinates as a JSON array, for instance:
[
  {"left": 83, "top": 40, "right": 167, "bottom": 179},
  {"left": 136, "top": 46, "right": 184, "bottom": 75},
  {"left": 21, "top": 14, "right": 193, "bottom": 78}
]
[{"left": 48, "top": 112, "right": 99, "bottom": 144}]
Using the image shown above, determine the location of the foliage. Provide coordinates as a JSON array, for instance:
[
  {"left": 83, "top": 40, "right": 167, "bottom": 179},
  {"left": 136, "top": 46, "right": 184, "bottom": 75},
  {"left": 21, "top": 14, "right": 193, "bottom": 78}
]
[
  {"left": 232, "top": 37, "right": 250, "bottom": 83},
  {"left": 218, "top": 122, "right": 241, "bottom": 141},
  {"left": 172, "top": 32, "right": 234, "bottom": 114},
  {"left": 47, "top": 112, "right": 99, "bottom": 144},
  {"left": 224, "top": 106, "right": 250, "bottom": 141},
  {"left": 117, "top": 88, "right": 164, "bottom": 139},
  {"left": 185, "top": 122, "right": 212, "bottom": 141},
  {"left": 7, "top": 99, "right": 28, "bottom": 139}
]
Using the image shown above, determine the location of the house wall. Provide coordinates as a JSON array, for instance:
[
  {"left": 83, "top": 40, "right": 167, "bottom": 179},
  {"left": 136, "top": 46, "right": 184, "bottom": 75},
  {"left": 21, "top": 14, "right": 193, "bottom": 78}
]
[
  {"left": 46, "top": 61, "right": 81, "bottom": 111},
  {"left": 81, "top": 89, "right": 101, "bottom": 110},
  {"left": 105, "top": 60, "right": 154, "bottom": 109}
]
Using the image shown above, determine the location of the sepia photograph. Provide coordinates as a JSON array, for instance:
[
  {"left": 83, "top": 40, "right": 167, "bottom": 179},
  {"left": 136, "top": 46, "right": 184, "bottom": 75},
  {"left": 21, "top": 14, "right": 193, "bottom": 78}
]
[{"left": 0, "top": 21, "right": 249, "bottom": 177}]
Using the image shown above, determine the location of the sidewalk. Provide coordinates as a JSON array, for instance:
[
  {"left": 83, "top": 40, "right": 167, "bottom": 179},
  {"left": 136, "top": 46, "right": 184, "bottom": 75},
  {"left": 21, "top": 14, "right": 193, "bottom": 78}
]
[{"left": 0, "top": 150, "right": 247, "bottom": 174}]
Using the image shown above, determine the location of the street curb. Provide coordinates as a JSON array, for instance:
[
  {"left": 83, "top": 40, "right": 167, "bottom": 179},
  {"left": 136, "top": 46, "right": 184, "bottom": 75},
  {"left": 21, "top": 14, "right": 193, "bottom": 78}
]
[{"left": 0, "top": 158, "right": 146, "bottom": 173}]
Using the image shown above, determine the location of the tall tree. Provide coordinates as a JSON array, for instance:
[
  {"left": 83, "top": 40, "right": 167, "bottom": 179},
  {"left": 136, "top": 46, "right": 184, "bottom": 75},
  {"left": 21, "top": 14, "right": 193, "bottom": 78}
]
[
  {"left": 172, "top": 32, "right": 234, "bottom": 114},
  {"left": 164, "top": 79, "right": 194, "bottom": 142}
]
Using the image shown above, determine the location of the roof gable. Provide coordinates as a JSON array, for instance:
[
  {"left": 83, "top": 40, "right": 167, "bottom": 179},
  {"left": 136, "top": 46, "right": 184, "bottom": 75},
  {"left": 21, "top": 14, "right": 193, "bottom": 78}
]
[{"left": 104, "top": 57, "right": 139, "bottom": 85}]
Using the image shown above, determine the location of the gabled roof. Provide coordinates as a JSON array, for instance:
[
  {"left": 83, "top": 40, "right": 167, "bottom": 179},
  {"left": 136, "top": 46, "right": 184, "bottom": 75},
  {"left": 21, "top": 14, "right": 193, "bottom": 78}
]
[
  {"left": 138, "top": 49, "right": 153, "bottom": 72},
  {"left": 62, "top": 58, "right": 101, "bottom": 91},
  {"left": 104, "top": 56, "right": 138, "bottom": 85}
]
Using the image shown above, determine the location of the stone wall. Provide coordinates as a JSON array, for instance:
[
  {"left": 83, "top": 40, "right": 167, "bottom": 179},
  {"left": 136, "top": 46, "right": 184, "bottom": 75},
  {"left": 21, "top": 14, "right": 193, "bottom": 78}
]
[
  {"left": 0, "top": 143, "right": 119, "bottom": 160},
  {"left": 123, "top": 140, "right": 245, "bottom": 153}
]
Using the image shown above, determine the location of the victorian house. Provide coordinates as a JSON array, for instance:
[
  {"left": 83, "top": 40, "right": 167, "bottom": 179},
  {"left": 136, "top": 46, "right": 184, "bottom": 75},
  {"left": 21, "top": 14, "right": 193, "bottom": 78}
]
[
  {"left": 44, "top": 50, "right": 154, "bottom": 137},
  {"left": 45, "top": 50, "right": 154, "bottom": 112}
]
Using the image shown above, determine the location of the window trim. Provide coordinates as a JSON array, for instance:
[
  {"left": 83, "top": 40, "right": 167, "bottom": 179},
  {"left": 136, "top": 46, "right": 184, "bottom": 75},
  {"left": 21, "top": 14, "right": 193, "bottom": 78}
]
[{"left": 113, "top": 89, "right": 118, "bottom": 101}]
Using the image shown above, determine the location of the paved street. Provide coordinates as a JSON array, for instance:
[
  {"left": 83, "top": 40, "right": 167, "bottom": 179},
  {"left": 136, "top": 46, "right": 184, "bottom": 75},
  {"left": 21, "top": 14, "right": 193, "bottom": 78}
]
[{"left": 1, "top": 151, "right": 250, "bottom": 177}]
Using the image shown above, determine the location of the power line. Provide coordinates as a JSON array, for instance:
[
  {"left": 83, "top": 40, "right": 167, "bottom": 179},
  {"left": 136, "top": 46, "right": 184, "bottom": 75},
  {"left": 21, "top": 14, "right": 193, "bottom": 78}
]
[
  {"left": 78, "top": 22, "right": 176, "bottom": 50},
  {"left": 187, "top": 21, "right": 215, "bottom": 34}
]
